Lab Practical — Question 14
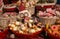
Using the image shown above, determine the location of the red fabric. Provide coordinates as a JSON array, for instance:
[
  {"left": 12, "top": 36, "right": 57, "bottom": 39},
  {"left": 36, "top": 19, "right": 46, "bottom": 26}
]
[
  {"left": 4, "top": 8, "right": 16, "bottom": 12},
  {"left": 3, "top": 0, "right": 10, "bottom": 4},
  {"left": 43, "top": 5, "right": 54, "bottom": 8},
  {"left": 0, "top": 29, "right": 8, "bottom": 39},
  {"left": 19, "top": 2, "right": 25, "bottom": 11},
  {"left": 11, "top": 0, "right": 18, "bottom": 3},
  {"left": 17, "top": 36, "right": 44, "bottom": 39},
  {"left": 0, "top": 0, "right": 2, "bottom": 4}
]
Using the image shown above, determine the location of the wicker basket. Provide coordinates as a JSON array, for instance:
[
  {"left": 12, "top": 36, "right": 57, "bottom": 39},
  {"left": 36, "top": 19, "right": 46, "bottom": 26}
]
[
  {"left": 0, "top": 17, "right": 9, "bottom": 27},
  {"left": 39, "top": 17, "right": 57, "bottom": 25},
  {"left": 9, "top": 16, "right": 17, "bottom": 24},
  {"left": 25, "top": 7, "right": 35, "bottom": 15},
  {"left": 0, "top": 17, "right": 9, "bottom": 39}
]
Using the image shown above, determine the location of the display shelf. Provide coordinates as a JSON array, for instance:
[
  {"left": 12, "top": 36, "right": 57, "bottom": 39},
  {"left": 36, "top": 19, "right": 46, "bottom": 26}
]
[
  {"left": 36, "top": 0, "right": 57, "bottom": 7},
  {"left": 36, "top": 3, "right": 55, "bottom": 7}
]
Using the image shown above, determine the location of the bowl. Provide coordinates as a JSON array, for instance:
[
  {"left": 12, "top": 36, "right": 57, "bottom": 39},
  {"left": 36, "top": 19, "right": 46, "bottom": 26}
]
[
  {"left": 12, "top": 29, "right": 42, "bottom": 39},
  {"left": 9, "top": 21, "right": 43, "bottom": 39},
  {"left": 46, "top": 25, "right": 60, "bottom": 39}
]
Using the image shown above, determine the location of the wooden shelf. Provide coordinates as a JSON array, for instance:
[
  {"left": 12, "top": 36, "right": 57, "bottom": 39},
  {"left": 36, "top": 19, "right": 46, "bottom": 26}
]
[{"left": 36, "top": 3, "right": 56, "bottom": 7}]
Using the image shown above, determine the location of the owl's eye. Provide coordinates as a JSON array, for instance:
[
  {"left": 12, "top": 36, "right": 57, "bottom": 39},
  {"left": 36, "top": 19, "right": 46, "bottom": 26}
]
[
  {"left": 20, "top": 13, "right": 24, "bottom": 18},
  {"left": 24, "top": 12, "right": 29, "bottom": 17}
]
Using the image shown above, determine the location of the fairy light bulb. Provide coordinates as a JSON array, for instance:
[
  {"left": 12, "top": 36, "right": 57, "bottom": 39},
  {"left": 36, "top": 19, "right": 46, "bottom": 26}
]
[
  {"left": 11, "top": 24, "right": 15, "bottom": 28},
  {"left": 13, "top": 27, "right": 18, "bottom": 31},
  {"left": 15, "top": 21, "right": 20, "bottom": 25},
  {"left": 30, "top": 29, "right": 36, "bottom": 33}
]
